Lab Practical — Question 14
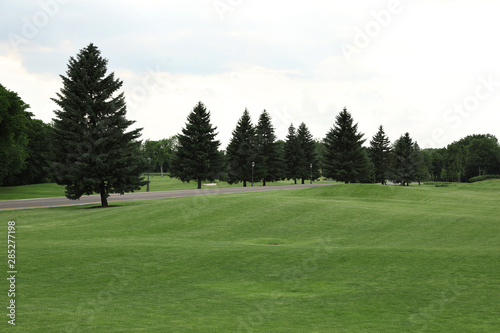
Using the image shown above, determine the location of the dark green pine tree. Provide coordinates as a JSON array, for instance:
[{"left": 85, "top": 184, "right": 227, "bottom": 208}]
[
  {"left": 284, "top": 124, "right": 303, "bottom": 184},
  {"left": 297, "top": 122, "right": 319, "bottom": 184},
  {"left": 170, "top": 101, "right": 222, "bottom": 189},
  {"left": 323, "top": 107, "right": 373, "bottom": 183},
  {"left": 226, "top": 109, "right": 257, "bottom": 187},
  {"left": 256, "top": 110, "right": 282, "bottom": 186},
  {"left": 49, "top": 43, "right": 146, "bottom": 207},
  {"left": 368, "top": 125, "right": 391, "bottom": 184},
  {"left": 390, "top": 132, "right": 418, "bottom": 186}
]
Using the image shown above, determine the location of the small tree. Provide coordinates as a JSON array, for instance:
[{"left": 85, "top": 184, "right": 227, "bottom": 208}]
[
  {"left": 49, "top": 43, "right": 146, "bottom": 207},
  {"left": 169, "top": 102, "right": 222, "bottom": 189},
  {"left": 226, "top": 109, "right": 257, "bottom": 187}
]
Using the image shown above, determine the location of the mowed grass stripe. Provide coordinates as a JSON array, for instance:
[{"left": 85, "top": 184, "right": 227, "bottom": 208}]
[{"left": 1, "top": 181, "right": 499, "bottom": 332}]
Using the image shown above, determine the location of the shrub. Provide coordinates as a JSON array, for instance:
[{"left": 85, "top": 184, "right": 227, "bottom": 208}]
[{"left": 469, "top": 174, "right": 500, "bottom": 183}]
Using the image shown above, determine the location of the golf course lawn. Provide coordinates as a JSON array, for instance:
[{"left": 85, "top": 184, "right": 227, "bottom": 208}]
[{"left": 1, "top": 181, "right": 499, "bottom": 332}]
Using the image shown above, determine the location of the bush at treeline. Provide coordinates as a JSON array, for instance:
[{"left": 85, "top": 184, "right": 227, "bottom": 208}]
[{"left": 469, "top": 175, "right": 500, "bottom": 183}]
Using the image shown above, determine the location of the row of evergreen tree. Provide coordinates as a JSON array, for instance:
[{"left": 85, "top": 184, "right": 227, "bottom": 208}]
[
  {"left": 166, "top": 101, "right": 500, "bottom": 188},
  {"left": 2, "top": 43, "right": 499, "bottom": 207}
]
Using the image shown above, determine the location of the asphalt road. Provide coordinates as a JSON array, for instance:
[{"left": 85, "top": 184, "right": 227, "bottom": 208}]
[{"left": 0, "top": 183, "right": 333, "bottom": 211}]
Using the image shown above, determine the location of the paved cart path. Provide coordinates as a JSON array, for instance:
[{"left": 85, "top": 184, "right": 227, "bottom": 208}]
[{"left": 0, "top": 183, "right": 335, "bottom": 211}]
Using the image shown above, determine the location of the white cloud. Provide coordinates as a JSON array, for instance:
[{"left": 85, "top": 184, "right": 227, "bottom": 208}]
[{"left": 0, "top": 0, "right": 499, "bottom": 149}]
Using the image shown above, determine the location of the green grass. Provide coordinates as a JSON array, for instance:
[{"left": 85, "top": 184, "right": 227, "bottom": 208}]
[
  {"left": 0, "top": 183, "right": 66, "bottom": 200},
  {"left": 1, "top": 180, "right": 499, "bottom": 332},
  {"left": 0, "top": 174, "right": 335, "bottom": 200}
]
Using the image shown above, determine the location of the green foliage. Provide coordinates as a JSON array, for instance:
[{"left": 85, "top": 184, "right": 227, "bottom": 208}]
[
  {"left": 368, "top": 125, "right": 391, "bottom": 184},
  {"left": 170, "top": 102, "right": 222, "bottom": 189},
  {"left": 442, "top": 142, "right": 466, "bottom": 182},
  {"left": 9, "top": 119, "right": 54, "bottom": 185},
  {"left": 0, "top": 84, "right": 30, "bottom": 186},
  {"left": 468, "top": 174, "right": 500, "bottom": 182},
  {"left": 441, "top": 134, "right": 500, "bottom": 182},
  {"left": 226, "top": 109, "right": 257, "bottom": 186},
  {"left": 314, "top": 139, "right": 327, "bottom": 174},
  {"left": 429, "top": 148, "right": 446, "bottom": 181},
  {"left": 323, "top": 107, "right": 373, "bottom": 183},
  {"left": 283, "top": 124, "right": 303, "bottom": 183},
  {"left": 143, "top": 137, "right": 175, "bottom": 176},
  {"left": 297, "top": 122, "right": 320, "bottom": 183},
  {"left": 464, "top": 135, "right": 500, "bottom": 179},
  {"left": 390, "top": 132, "right": 427, "bottom": 185},
  {"left": 255, "top": 110, "right": 282, "bottom": 185},
  {"left": 49, "top": 43, "right": 146, "bottom": 206},
  {"left": 413, "top": 143, "right": 430, "bottom": 184}
]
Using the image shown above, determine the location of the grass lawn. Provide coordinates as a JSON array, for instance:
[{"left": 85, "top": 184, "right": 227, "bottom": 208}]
[
  {"left": 0, "top": 180, "right": 499, "bottom": 332},
  {"left": 0, "top": 174, "right": 336, "bottom": 200}
]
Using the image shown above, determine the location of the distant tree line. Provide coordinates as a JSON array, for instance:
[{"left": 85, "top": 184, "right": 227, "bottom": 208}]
[
  {"left": 0, "top": 83, "right": 53, "bottom": 186},
  {"left": 1, "top": 43, "right": 500, "bottom": 196}
]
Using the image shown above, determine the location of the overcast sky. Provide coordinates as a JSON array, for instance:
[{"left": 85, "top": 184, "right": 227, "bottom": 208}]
[{"left": 2, "top": 0, "right": 499, "bottom": 149}]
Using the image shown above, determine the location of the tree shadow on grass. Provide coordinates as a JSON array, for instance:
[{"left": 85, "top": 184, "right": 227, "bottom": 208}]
[{"left": 83, "top": 205, "right": 123, "bottom": 209}]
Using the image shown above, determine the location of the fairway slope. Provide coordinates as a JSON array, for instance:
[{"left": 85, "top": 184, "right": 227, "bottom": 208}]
[{"left": 1, "top": 181, "right": 499, "bottom": 332}]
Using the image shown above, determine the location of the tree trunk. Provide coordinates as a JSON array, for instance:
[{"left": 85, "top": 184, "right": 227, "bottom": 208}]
[
  {"left": 161, "top": 165, "right": 164, "bottom": 177},
  {"left": 243, "top": 180, "right": 247, "bottom": 187},
  {"left": 197, "top": 178, "right": 202, "bottom": 189},
  {"left": 263, "top": 179, "right": 266, "bottom": 186},
  {"left": 100, "top": 185, "right": 108, "bottom": 207},
  {"left": 302, "top": 179, "right": 305, "bottom": 184}
]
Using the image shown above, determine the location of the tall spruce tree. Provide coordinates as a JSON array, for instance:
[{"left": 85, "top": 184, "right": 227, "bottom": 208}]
[
  {"left": 50, "top": 43, "right": 146, "bottom": 207},
  {"left": 169, "top": 102, "right": 221, "bottom": 189},
  {"left": 256, "top": 110, "right": 282, "bottom": 186},
  {"left": 226, "top": 109, "right": 257, "bottom": 187},
  {"left": 297, "top": 122, "right": 319, "bottom": 184},
  {"left": 284, "top": 124, "right": 303, "bottom": 184},
  {"left": 368, "top": 125, "right": 391, "bottom": 184},
  {"left": 323, "top": 107, "right": 373, "bottom": 183}
]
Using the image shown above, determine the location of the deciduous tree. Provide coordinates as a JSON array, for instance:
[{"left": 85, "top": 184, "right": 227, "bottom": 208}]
[{"left": 0, "top": 84, "right": 29, "bottom": 186}]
